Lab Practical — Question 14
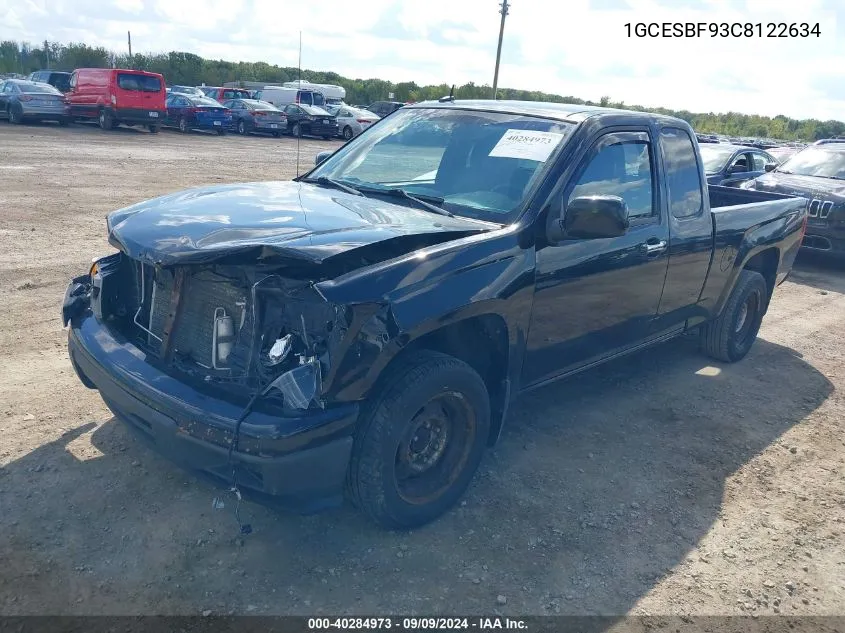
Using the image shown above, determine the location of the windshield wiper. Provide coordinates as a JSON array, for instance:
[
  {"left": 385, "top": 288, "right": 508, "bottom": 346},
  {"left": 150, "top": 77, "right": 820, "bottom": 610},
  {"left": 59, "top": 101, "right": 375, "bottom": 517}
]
[
  {"left": 303, "top": 176, "right": 364, "bottom": 196},
  {"left": 355, "top": 185, "right": 454, "bottom": 217}
]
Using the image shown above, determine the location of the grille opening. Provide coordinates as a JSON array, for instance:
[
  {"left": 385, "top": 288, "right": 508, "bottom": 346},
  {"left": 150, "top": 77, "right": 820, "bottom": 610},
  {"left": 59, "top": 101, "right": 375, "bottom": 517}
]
[{"left": 802, "top": 235, "right": 832, "bottom": 251}]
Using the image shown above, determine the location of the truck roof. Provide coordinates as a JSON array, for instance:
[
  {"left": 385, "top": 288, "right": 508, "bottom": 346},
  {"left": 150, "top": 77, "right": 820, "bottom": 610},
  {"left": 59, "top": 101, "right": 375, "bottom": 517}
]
[{"left": 408, "top": 99, "right": 688, "bottom": 126}]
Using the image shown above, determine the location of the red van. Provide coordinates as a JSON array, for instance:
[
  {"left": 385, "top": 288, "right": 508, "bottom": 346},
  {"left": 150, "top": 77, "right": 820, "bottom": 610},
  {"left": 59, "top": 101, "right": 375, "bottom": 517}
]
[{"left": 67, "top": 68, "right": 166, "bottom": 132}]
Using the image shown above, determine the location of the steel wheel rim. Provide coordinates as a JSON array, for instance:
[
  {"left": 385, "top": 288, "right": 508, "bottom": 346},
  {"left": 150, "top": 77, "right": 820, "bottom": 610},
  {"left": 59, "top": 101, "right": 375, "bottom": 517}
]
[
  {"left": 394, "top": 391, "right": 476, "bottom": 505},
  {"left": 735, "top": 291, "right": 759, "bottom": 344}
]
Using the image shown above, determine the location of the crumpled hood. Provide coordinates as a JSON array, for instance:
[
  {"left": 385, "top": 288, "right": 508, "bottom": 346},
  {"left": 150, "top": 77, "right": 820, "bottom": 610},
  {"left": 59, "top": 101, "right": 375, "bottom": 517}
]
[{"left": 107, "top": 181, "right": 494, "bottom": 266}]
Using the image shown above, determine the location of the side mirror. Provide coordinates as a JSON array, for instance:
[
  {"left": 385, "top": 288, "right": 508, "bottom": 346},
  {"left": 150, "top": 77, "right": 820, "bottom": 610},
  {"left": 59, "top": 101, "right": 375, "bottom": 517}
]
[
  {"left": 315, "top": 150, "right": 332, "bottom": 166},
  {"left": 764, "top": 162, "right": 777, "bottom": 172},
  {"left": 548, "top": 195, "right": 629, "bottom": 243}
]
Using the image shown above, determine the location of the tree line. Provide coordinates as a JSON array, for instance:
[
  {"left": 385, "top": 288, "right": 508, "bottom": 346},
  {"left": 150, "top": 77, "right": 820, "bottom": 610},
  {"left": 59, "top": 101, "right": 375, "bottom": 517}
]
[{"left": 2, "top": 39, "right": 843, "bottom": 141}]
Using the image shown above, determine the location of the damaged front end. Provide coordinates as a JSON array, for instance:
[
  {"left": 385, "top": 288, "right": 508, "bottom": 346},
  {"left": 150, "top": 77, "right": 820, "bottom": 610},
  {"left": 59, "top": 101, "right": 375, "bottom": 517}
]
[{"left": 78, "top": 250, "right": 350, "bottom": 412}]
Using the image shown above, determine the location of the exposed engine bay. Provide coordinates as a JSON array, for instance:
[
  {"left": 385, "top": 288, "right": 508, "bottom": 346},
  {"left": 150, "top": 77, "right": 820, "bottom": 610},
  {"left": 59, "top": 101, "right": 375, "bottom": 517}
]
[{"left": 94, "top": 251, "right": 348, "bottom": 411}]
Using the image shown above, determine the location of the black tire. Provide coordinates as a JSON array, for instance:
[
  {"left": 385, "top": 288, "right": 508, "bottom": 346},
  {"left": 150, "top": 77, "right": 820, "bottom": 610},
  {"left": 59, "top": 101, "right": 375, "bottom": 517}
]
[
  {"left": 342, "top": 126, "right": 353, "bottom": 141},
  {"left": 272, "top": 131, "right": 280, "bottom": 138},
  {"left": 323, "top": 135, "right": 331, "bottom": 140},
  {"left": 347, "top": 351, "right": 490, "bottom": 529},
  {"left": 292, "top": 122, "right": 301, "bottom": 137},
  {"left": 700, "top": 269, "right": 768, "bottom": 363},
  {"left": 237, "top": 120, "right": 246, "bottom": 135},
  {"left": 98, "top": 109, "right": 113, "bottom": 130},
  {"left": 148, "top": 124, "right": 160, "bottom": 134},
  {"left": 216, "top": 129, "right": 226, "bottom": 136},
  {"left": 178, "top": 116, "right": 188, "bottom": 133},
  {"left": 9, "top": 105, "right": 23, "bottom": 125},
  {"left": 58, "top": 117, "right": 70, "bottom": 127}
]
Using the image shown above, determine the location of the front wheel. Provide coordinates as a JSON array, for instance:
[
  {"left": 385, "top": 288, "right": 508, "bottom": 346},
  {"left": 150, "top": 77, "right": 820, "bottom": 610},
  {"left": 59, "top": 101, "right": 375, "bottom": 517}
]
[
  {"left": 178, "top": 116, "right": 188, "bottom": 133},
  {"left": 342, "top": 126, "right": 354, "bottom": 141},
  {"left": 347, "top": 351, "right": 490, "bottom": 529},
  {"left": 237, "top": 120, "right": 246, "bottom": 135},
  {"left": 700, "top": 269, "right": 768, "bottom": 363},
  {"left": 292, "top": 122, "right": 301, "bottom": 137},
  {"left": 9, "top": 106, "right": 23, "bottom": 125}
]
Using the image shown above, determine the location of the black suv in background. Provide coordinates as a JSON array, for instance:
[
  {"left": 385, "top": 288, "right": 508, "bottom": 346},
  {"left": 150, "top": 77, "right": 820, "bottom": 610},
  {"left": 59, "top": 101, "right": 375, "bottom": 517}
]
[
  {"left": 366, "top": 101, "right": 406, "bottom": 117},
  {"left": 28, "top": 70, "right": 72, "bottom": 93}
]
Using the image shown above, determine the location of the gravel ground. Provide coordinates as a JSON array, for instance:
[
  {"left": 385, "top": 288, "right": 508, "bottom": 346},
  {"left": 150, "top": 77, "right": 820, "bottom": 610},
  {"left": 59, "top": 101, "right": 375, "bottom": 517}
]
[{"left": 1, "top": 123, "right": 844, "bottom": 617}]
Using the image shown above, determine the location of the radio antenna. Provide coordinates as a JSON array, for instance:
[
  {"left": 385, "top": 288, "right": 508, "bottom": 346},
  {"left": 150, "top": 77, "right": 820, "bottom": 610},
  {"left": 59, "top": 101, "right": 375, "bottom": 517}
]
[{"left": 295, "top": 31, "right": 302, "bottom": 177}]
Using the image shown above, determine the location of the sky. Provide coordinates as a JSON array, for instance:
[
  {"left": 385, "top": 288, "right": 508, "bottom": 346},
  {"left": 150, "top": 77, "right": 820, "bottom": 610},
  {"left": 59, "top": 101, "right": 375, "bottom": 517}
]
[{"left": 2, "top": 0, "right": 843, "bottom": 121}]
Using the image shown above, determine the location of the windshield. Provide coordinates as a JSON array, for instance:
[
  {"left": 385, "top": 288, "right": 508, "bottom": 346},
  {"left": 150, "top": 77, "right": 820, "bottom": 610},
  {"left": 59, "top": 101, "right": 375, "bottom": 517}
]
[
  {"left": 117, "top": 73, "right": 161, "bottom": 92},
  {"left": 309, "top": 107, "right": 576, "bottom": 222},
  {"left": 699, "top": 145, "right": 737, "bottom": 173},
  {"left": 777, "top": 147, "right": 845, "bottom": 179}
]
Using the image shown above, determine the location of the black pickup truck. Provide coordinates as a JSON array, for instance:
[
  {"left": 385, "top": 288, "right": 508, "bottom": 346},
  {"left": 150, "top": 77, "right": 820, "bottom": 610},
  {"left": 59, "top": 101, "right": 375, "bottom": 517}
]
[{"left": 63, "top": 100, "right": 808, "bottom": 529}]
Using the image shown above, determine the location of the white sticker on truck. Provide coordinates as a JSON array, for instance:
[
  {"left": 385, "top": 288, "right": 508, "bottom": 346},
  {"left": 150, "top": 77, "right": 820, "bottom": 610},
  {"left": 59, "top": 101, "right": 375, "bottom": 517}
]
[{"left": 488, "top": 129, "right": 564, "bottom": 162}]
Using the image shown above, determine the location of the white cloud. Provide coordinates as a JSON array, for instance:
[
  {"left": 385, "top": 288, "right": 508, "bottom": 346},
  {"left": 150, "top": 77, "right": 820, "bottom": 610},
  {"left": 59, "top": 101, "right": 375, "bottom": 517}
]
[{"left": 1, "top": 0, "right": 842, "bottom": 120}]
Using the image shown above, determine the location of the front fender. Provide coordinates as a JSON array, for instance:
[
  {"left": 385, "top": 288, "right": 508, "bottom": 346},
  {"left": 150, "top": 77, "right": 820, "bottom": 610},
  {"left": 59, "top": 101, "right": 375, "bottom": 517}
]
[{"left": 316, "top": 229, "right": 536, "bottom": 403}]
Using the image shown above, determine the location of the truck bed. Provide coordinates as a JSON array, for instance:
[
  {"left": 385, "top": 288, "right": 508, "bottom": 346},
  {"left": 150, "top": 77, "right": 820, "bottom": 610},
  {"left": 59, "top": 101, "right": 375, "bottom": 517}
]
[{"left": 708, "top": 184, "right": 799, "bottom": 209}]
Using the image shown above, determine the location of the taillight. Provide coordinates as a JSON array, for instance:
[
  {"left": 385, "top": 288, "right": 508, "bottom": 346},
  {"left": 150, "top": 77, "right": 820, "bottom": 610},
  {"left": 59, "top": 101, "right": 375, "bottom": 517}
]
[
  {"left": 18, "top": 95, "right": 33, "bottom": 102},
  {"left": 357, "top": 119, "right": 371, "bottom": 124},
  {"left": 254, "top": 111, "right": 266, "bottom": 116}
]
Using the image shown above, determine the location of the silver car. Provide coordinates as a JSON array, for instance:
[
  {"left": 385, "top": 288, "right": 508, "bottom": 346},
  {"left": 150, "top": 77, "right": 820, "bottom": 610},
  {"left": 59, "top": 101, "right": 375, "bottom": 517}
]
[
  {"left": 0, "top": 79, "right": 70, "bottom": 125},
  {"left": 325, "top": 104, "right": 380, "bottom": 140}
]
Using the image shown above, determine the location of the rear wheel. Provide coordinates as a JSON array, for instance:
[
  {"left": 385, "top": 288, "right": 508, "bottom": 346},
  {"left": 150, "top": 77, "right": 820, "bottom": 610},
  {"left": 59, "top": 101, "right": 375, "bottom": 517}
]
[
  {"left": 178, "top": 116, "right": 188, "bottom": 133},
  {"left": 58, "top": 117, "right": 70, "bottom": 127},
  {"left": 292, "top": 122, "right": 301, "bottom": 137},
  {"left": 342, "top": 126, "right": 354, "bottom": 141},
  {"left": 700, "top": 269, "right": 768, "bottom": 363},
  {"left": 9, "top": 106, "right": 22, "bottom": 124},
  {"left": 347, "top": 351, "right": 490, "bottom": 529},
  {"left": 216, "top": 129, "right": 226, "bottom": 136},
  {"left": 272, "top": 131, "right": 280, "bottom": 138},
  {"left": 237, "top": 120, "right": 246, "bottom": 135},
  {"left": 98, "top": 109, "right": 113, "bottom": 130},
  {"left": 148, "top": 124, "right": 160, "bottom": 134}
]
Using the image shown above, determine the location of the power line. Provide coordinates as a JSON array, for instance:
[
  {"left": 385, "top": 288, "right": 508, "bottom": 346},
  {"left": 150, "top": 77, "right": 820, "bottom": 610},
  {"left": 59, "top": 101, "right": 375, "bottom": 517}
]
[{"left": 492, "top": 0, "right": 510, "bottom": 100}]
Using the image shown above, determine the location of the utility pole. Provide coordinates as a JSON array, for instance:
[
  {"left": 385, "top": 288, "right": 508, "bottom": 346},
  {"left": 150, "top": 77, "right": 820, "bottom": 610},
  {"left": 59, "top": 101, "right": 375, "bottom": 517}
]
[
  {"left": 492, "top": 0, "right": 510, "bottom": 100},
  {"left": 127, "top": 31, "right": 133, "bottom": 66}
]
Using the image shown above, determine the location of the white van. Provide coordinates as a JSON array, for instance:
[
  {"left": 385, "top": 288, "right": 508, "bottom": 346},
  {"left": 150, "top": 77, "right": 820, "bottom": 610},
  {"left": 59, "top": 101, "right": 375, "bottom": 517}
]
[
  {"left": 255, "top": 86, "right": 326, "bottom": 108},
  {"left": 283, "top": 80, "right": 346, "bottom": 105}
]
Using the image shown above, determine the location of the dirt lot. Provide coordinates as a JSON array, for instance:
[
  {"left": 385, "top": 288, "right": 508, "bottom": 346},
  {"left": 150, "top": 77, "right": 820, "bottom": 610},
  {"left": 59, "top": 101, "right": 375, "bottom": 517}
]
[{"left": 1, "top": 123, "right": 844, "bottom": 618}]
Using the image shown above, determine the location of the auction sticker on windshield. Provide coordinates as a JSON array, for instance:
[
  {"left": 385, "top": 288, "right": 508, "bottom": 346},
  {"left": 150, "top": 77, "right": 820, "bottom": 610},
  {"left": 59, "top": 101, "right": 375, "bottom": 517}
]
[{"left": 489, "top": 129, "right": 565, "bottom": 162}]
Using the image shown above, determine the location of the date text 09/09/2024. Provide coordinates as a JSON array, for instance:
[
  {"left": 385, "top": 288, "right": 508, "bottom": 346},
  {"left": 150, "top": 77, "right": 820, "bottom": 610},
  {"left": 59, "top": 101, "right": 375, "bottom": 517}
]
[
  {"left": 625, "top": 22, "right": 821, "bottom": 38},
  {"left": 307, "top": 617, "right": 528, "bottom": 630}
]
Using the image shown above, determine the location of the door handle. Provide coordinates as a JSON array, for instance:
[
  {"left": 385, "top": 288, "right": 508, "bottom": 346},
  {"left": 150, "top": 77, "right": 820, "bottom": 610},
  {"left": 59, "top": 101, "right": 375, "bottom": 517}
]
[{"left": 643, "top": 239, "right": 668, "bottom": 255}]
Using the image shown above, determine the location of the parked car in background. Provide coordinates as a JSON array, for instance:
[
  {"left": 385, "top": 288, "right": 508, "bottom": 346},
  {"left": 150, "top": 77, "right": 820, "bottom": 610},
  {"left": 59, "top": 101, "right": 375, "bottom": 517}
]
[
  {"left": 767, "top": 146, "right": 802, "bottom": 163},
  {"left": 169, "top": 85, "right": 205, "bottom": 98},
  {"left": 254, "top": 86, "right": 326, "bottom": 108},
  {"left": 165, "top": 93, "right": 231, "bottom": 135},
  {"left": 28, "top": 70, "right": 72, "bottom": 93},
  {"left": 700, "top": 143, "right": 778, "bottom": 187},
  {"left": 324, "top": 104, "right": 379, "bottom": 140},
  {"left": 67, "top": 68, "right": 166, "bottom": 132},
  {"left": 742, "top": 143, "right": 845, "bottom": 258},
  {"left": 0, "top": 79, "right": 70, "bottom": 125},
  {"left": 221, "top": 99, "right": 286, "bottom": 136},
  {"left": 366, "top": 101, "right": 406, "bottom": 118},
  {"left": 282, "top": 80, "right": 345, "bottom": 105},
  {"left": 281, "top": 103, "right": 338, "bottom": 139},
  {"left": 203, "top": 86, "right": 252, "bottom": 103}
]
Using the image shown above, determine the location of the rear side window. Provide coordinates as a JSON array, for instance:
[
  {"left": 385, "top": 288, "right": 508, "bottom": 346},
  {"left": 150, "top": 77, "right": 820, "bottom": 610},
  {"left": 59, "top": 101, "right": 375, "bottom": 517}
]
[
  {"left": 660, "top": 128, "right": 703, "bottom": 219},
  {"left": 117, "top": 74, "right": 161, "bottom": 92}
]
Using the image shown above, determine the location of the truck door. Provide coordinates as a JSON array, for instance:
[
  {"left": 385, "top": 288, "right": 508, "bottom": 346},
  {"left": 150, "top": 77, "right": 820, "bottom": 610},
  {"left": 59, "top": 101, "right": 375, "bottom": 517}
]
[
  {"left": 651, "top": 126, "right": 713, "bottom": 332},
  {"left": 523, "top": 130, "right": 670, "bottom": 387}
]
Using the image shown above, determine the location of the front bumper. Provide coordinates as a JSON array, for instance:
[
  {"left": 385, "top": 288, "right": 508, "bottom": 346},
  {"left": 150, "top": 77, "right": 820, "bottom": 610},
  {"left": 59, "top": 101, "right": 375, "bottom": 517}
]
[{"left": 65, "top": 302, "right": 358, "bottom": 513}]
